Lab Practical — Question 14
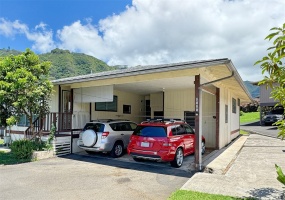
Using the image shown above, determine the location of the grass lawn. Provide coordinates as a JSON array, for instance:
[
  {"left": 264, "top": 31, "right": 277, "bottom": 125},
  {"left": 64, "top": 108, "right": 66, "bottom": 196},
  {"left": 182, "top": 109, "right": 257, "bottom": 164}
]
[
  {"left": 240, "top": 112, "right": 259, "bottom": 124},
  {"left": 168, "top": 190, "right": 256, "bottom": 200},
  {"left": 0, "top": 151, "right": 31, "bottom": 165},
  {"left": 0, "top": 138, "right": 4, "bottom": 145}
]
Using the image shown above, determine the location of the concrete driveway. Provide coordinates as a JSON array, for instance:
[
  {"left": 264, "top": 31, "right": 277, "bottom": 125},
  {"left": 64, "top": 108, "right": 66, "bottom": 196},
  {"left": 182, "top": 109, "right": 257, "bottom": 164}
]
[
  {"left": 182, "top": 122, "right": 285, "bottom": 199},
  {"left": 0, "top": 153, "right": 192, "bottom": 200},
  {"left": 240, "top": 121, "right": 279, "bottom": 138}
]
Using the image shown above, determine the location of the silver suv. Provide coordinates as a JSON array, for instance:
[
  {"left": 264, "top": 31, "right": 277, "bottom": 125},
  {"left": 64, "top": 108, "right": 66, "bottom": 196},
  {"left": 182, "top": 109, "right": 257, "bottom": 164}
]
[{"left": 77, "top": 119, "right": 137, "bottom": 157}]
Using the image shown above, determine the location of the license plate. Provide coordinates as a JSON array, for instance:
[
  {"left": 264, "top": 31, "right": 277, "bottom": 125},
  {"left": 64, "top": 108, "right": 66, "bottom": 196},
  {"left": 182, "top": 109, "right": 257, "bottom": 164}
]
[{"left": 141, "top": 142, "right": 150, "bottom": 147}]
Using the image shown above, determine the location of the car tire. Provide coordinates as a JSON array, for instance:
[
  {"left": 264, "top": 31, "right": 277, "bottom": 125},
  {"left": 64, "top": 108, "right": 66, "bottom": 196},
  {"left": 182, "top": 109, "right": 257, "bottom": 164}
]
[
  {"left": 202, "top": 141, "right": 206, "bottom": 155},
  {"left": 85, "top": 150, "right": 95, "bottom": 154},
  {"left": 170, "top": 148, "right": 184, "bottom": 168},
  {"left": 110, "top": 142, "right": 124, "bottom": 158},
  {"left": 82, "top": 129, "right": 98, "bottom": 147},
  {"left": 133, "top": 157, "right": 143, "bottom": 162}
]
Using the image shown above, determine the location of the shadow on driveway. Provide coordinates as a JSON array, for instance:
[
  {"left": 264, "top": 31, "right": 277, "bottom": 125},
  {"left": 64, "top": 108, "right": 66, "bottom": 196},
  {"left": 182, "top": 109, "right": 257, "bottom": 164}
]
[
  {"left": 241, "top": 121, "right": 260, "bottom": 126},
  {"left": 61, "top": 153, "right": 193, "bottom": 179}
]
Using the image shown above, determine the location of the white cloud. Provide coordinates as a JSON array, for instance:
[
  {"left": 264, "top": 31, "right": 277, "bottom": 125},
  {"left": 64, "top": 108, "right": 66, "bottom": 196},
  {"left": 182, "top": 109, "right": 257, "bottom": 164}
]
[
  {"left": 0, "top": 18, "right": 28, "bottom": 37},
  {"left": 1, "top": 0, "right": 285, "bottom": 81},
  {"left": 0, "top": 18, "right": 55, "bottom": 52},
  {"left": 56, "top": 0, "right": 285, "bottom": 81}
]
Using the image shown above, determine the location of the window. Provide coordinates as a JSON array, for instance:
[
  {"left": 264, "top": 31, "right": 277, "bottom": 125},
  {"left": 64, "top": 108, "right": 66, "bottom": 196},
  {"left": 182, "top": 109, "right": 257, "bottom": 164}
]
[
  {"left": 95, "top": 96, "right": 117, "bottom": 112},
  {"left": 184, "top": 124, "right": 195, "bottom": 134},
  {"left": 17, "top": 114, "right": 38, "bottom": 127},
  {"left": 225, "top": 105, "right": 228, "bottom": 123},
  {"left": 232, "top": 98, "right": 236, "bottom": 113},
  {"left": 123, "top": 105, "right": 131, "bottom": 114},
  {"left": 133, "top": 126, "right": 167, "bottom": 137}
]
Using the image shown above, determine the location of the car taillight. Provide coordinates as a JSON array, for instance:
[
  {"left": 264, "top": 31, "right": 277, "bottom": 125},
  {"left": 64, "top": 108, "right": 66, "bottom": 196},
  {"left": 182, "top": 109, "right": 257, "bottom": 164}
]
[
  {"left": 163, "top": 142, "right": 172, "bottom": 147},
  {"left": 102, "top": 132, "right": 109, "bottom": 139}
]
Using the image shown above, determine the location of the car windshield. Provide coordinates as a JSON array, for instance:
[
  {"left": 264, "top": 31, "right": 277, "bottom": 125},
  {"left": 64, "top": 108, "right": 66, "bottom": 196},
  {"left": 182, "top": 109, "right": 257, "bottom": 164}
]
[
  {"left": 133, "top": 126, "right": 167, "bottom": 137},
  {"left": 83, "top": 123, "right": 105, "bottom": 132}
]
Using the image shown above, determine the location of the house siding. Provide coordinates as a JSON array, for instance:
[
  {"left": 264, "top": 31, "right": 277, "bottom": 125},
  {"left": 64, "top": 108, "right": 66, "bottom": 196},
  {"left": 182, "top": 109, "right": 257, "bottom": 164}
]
[
  {"left": 91, "top": 90, "right": 145, "bottom": 124},
  {"left": 164, "top": 88, "right": 216, "bottom": 148},
  {"left": 260, "top": 83, "right": 279, "bottom": 105}
]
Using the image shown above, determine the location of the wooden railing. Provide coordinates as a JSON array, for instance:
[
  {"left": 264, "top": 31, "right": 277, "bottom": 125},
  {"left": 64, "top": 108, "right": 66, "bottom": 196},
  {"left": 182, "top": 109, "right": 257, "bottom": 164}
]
[{"left": 24, "top": 112, "right": 73, "bottom": 138}]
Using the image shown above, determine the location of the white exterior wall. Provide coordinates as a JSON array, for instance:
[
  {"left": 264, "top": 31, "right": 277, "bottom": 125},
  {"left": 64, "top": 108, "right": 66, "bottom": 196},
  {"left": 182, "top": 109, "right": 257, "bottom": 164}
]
[
  {"left": 230, "top": 92, "right": 240, "bottom": 140},
  {"left": 73, "top": 101, "right": 90, "bottom": 130},
  {"left": 219, "top": 87, "right": 230, "bottom": 148},
  {"left": 164, "top": 88, "right": 216, "bottom": 148},
  {"left": 219, "top": 86, "right": 240, "bottom": 148},
  {"left": 201, "top": 91, "right": 216, "bottom": 148},
  {"left": 91, "top": 90, "right": 145, "bottom": 124},
  {"left": 49, "top": 85, "right": 59, "bottom": 112},
  {"left": 150, "top": 92, "right": 163, "bottom": 118},
  {"left": 164, "top": 89, "right": 195, "bottom": 119}
]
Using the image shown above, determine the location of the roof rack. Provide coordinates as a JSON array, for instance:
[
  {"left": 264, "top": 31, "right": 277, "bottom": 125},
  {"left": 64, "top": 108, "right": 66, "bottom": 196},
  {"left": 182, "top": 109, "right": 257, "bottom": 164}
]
[
  {"left": 91, "top": 119, "right": 130, "bottom": 123},
  {"left": 141, "top": 118, "right": 185, "bottom": 124}
]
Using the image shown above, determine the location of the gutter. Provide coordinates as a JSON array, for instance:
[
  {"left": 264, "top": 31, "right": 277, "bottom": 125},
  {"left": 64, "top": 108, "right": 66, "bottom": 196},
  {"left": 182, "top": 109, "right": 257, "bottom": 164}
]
[{"left": 225, "top": 61, "right": 253, "bottom": 102}]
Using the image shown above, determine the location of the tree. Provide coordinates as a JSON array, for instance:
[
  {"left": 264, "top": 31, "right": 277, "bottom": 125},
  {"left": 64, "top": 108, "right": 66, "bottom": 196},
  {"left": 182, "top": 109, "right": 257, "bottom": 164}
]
[
  {"left": 255, "top": 23, "right": 285, "bottom": 139},
  {"left": 0, "top": 49, "right": 53, "bottom": 138}
]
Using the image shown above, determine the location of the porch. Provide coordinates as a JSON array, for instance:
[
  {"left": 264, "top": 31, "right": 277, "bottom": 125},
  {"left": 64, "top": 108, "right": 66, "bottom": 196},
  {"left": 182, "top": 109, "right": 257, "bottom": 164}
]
[{"left": 8, "top": 112, "right": 82, "bottom": 155}]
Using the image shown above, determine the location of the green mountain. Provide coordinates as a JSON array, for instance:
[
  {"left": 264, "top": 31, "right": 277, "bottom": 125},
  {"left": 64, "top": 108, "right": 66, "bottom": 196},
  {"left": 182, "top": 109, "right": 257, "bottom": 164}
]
[
  {"left": 0, "top": 48, "right": 116, "bottom": 80},
  {"left": 0, "top": 48, "right": 22, "bottom": 56},
  {"left": 39, "top": 48, "right": 116, "bottom": 79},
  {"left": 244, "top": 81, "right": 260, "bottom": 98}
]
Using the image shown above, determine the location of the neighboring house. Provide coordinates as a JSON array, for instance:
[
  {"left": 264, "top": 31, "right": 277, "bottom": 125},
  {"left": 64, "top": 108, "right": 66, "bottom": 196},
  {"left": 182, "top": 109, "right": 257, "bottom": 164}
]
[
  {"left": 8, "top": 58, "right": 252, "bottom": 158},
  {"left": 252, "top": 82, "right": 281, "bottom": 124}
]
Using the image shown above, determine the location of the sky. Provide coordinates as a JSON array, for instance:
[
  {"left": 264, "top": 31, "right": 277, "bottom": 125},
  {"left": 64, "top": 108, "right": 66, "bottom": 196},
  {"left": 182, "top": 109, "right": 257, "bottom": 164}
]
[{"left": 0, "top": 0, "right": 284, "bottom": 81}]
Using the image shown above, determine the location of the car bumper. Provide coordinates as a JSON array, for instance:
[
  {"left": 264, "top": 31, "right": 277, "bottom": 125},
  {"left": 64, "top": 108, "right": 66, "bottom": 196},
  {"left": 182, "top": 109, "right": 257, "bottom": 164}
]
[
  {"left": 77, "top": 140, "right": 113, "bottom": 152},
  {"left": 128, "top": 148, "right": 174, "bottom": 162}
]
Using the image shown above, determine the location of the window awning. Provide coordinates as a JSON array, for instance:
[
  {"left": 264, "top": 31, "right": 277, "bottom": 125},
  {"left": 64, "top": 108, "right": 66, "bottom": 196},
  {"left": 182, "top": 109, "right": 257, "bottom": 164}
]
[{"left": 73, "top": 85, "right": 113, "bottom": 103}]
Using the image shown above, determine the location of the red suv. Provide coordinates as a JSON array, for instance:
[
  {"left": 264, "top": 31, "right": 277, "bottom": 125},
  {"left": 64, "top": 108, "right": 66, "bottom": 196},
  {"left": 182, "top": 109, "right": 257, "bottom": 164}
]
[{"left": 127, "top": 119, "right": 205, "bottom": 168}]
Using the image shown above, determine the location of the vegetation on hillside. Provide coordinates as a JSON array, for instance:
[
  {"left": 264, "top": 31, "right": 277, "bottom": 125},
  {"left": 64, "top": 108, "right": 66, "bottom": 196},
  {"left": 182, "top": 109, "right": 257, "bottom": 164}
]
[
  {"left": 243, "top": 81, "right": 260, "bottom": 98},
  {"left": 0, "top": 48, "right": 117, "bottom": 80},
  {"left": 39, "top": 48, "right": 116, "bottom": 79}
]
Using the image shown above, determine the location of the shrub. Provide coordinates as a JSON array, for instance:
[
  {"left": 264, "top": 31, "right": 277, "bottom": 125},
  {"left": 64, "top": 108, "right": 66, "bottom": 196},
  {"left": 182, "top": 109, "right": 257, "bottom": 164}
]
[
  {"left": 10, "top": 139, "right": 34, "bottom": 160},
  {"left": 276, "top": 164, "right": 285, "bottom": 185},
  {"left": 240, "top": 111, "right": 244, "bottom": 116}
]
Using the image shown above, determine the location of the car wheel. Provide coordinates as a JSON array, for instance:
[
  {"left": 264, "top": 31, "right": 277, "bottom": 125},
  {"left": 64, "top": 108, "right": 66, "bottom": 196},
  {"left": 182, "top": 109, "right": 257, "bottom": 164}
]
[
  {"left": 202, "top": 141, "right": 206, "bottom": 155},
  {"left": 170, "top": 148, "right": 184, "bottom": 168},
  {"left": 82, "top": 130, "right": 98, "bottom": 147},
  {"left": 110, "top": 142, "right": 124, "bottom": 158},
  {"left": 133, "top": 157, "right": 143, "bottom": 162}
]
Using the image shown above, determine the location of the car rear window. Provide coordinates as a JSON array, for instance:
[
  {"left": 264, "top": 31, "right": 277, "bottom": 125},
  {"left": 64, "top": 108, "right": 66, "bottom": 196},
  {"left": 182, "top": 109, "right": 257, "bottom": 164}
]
[
  {"left": 133, "top": 126, "right": 167, "bottom": 137},
  {"left": 83, "top": 123, "right": 105, "bottom": 132}
]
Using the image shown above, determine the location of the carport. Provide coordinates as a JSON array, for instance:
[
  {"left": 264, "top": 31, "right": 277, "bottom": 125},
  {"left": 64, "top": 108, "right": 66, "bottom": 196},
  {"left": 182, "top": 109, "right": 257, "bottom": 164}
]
[{"left": 49, "top": 58, "right": 252, "bottom": 170}]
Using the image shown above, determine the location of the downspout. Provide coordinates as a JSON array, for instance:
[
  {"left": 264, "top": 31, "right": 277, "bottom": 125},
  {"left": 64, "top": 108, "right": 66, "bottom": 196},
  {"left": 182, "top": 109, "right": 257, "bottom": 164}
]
[{"left": 196, "top": 71, "right": 234, "bottom": 171}]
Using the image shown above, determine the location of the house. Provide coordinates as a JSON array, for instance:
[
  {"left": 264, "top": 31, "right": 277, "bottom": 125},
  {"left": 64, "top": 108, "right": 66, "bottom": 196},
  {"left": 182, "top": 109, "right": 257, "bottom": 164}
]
[
  {"left": 252, "top": 81, "right": 281, "bottom": 124},
  {"left": 8, "top": 58, "right": 252, "bottom": 166}
]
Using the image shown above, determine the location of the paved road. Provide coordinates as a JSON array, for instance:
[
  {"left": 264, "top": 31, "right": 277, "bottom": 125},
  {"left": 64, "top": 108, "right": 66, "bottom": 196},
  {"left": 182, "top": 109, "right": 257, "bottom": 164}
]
[
  {"left": 240, "top": 121, "right": 279, "bottom": 138},
  {"left": 0, "top": 153, "right": 192, "bottom": 200},
  {"left": 182, "top": 134, "right": 285, "bottom": 199}
]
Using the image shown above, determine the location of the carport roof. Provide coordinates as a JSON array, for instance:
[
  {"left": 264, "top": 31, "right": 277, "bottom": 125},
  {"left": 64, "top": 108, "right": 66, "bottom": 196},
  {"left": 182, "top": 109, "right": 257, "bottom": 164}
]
[{"left": 52, "top": 58, "right": 252, "bottom": 103}]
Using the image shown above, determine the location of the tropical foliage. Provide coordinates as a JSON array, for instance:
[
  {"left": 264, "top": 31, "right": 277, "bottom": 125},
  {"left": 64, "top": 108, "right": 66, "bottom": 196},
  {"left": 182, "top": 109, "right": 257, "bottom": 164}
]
[
  {"left": 255, "top": 23, "right": 285, "bottom": 139},
  {"left": 39, "top": 48, "right": 116, "bottom": 79},
  {"left": 0, "top": 49, "right": 53, "bottom": 138},
  {"left": 255, "top": 22, "right": 285, "bottom": 189}
]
